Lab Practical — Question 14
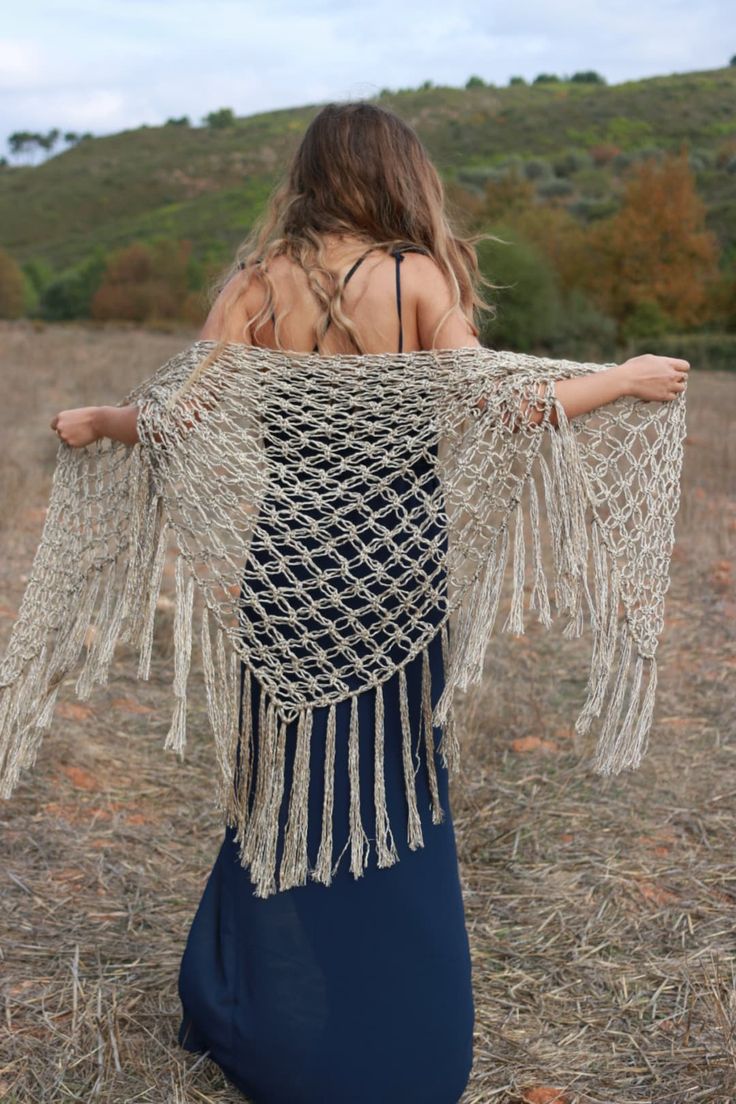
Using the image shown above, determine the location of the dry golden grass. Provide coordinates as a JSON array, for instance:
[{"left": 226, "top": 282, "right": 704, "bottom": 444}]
[{"left": 0, "top": 320, "right": 734, "bottom": 1103}]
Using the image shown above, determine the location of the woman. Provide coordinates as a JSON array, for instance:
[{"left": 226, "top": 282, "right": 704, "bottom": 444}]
[{"left": 51, "top": 101, "right": 688, "bottom": 1103}]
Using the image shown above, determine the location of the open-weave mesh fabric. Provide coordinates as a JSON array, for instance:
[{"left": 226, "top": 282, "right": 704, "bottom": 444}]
[{"left": 0, "top": 340, "right": 686, "bottom": 896}]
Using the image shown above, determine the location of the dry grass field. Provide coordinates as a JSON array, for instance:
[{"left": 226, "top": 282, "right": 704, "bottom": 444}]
[{"left": 0, "top": 320, "right": 734, "bottom": 1103}]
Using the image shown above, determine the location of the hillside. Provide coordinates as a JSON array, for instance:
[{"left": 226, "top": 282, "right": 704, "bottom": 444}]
[{"left": 1, "top": 64, "right": 735, "bottom": 272}]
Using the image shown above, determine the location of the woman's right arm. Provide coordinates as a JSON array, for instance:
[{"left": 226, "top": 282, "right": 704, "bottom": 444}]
[{"left": 414, "top": 255, "right": 689, "bottom": 422}]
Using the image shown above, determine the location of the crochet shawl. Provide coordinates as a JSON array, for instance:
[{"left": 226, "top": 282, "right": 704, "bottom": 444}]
[{"left": 0, "top": 340, "right": 686, "bottom": 897}]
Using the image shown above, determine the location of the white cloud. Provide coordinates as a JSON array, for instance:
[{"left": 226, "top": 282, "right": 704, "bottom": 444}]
[{"left": 0, "top": 1, "right": 732, "bottom": 143}]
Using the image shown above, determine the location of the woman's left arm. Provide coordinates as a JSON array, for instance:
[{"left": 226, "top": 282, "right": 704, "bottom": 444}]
[{"left": 50, "top": 404, "right": 140, "bottom": 447}]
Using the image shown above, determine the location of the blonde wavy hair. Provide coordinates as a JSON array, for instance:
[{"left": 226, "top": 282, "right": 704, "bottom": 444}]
[{"left": 170, "top": 99, "right": 502, "bottom": 402}]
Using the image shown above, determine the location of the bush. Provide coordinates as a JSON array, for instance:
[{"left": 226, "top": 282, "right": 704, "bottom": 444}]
[
  {"left": 546, "top": 289, "right": 618, "bottom": 360},
  {"left": 553, "top": 149, "right": 592, "bottom": 177},
  {"left": 0, "top": 248, "right": 26, "bottom": 318},
  {"left": 523, "top": 158, "right": 553, "bottom": 181},
  {"left": 39, "top": 249, "right": 107, "bottom": 320},
  {"left": 465, "top": 76, "right": 486, "bottom": 89},
  {"left": 202, "top": 107, "right": 236, "bottom": 128},
  {"left": 91, "top": 238, "right": 196, "bottom": 323},
  {"left": 620, "top": 331, "right": 736, "bottom": 372},
  {"left": 620, "top": 300, "right": 673, "bottom": 343},
  {"left": 477, "top": 226, "right": 561, "bottom": 350},
  {"left": 536, "top": 178, "right": 574, "bottom": 198},
  {"left": 570, "top": 70, "right": 606, "bottom": 84}
]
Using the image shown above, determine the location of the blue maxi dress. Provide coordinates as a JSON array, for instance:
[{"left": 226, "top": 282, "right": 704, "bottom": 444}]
[{"left": 176, "top": 247, "right": 476, "bottom": 1103}]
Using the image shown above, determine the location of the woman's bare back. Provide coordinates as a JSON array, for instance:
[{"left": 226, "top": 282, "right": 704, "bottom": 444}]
[{"left": 200, "top": 233, "right": 479, "bottom": 355}]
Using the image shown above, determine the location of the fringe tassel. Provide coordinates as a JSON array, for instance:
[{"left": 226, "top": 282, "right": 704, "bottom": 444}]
[
  {"left": 348, "top": 694, "right": 370, "bottom": 877},
  {"left": 135, "top": 516, "right": 169, "bottom": 680},
  {"left": 546, "top": 395, "right": 589, "bottom": 631},
  {"left": 373, "top": 681, "right": 399, "bottom": 868},
  {"left": 163, "top": 555, "right": 195, "bottom": 756},
  {"left": 280, "top": 707, "right": 312, "bottom": 890},
  {"left": 245, "top": 696, "right": 287, "bottom": 898},
  {"left": 434, "top": 522, "right": 510, "bottom": 726},
  {"left": 313, "top": 700, "right": 337, "bottom": 885},
  {"left": 422, "top": 647, "right": 445, "bottom": 825},
  {"left": 502, "top": 497, "right": 526, "bottom": 635},
  {"left": 589, "top": 625, "right": 657, "bottom": 775},
  {"left": 399, "top": 665, "right": 423, "bottom": 849},
  {"left": 437, "top": 622, "right": 460, "bottom": 773},
  {"left": 527, "top": 472, "right": 552, "bottom": 627},
  {"left": 575, "top": 533, "right": 622, "bottom": 734},
  {"left": 231, "top": 664, "right": 253, "bottom": 847}
]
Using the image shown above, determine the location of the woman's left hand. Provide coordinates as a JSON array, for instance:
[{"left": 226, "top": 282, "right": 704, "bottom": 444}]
[{"left": 50, "top": 406, "right": 101, "bottom": 448}]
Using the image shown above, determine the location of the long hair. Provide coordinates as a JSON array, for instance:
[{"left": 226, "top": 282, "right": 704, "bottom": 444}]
[{"left": 170, "top": 99, "right": 502, "bottom": 402}]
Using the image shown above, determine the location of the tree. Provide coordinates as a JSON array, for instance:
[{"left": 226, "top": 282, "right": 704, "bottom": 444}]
[
  {"left": 533, "top": 73, "right": 560, "bottom": 84},
  {"left": 465, "top": 75, "right": 486, "bottom": 89},
  {"left": 39, "top": 249, "right": 108, "bottom": 320},
  {"left": 476, "top": 226, "right": 562, "bottom": 350},
  {"left": 90, "top": 238, "right": 197, "bottom": 323},
  {"left": 570, "top": 70, "right": 606, "bottom": 84},
  {"left": 0, "top": 248, "right": 26, "bottom": 318},
  {"left": 202, "top": 108, "right": 236, "bottom": 128},
  {"left": 509, "top": 76, "right": 526, "bottom": 85},
  {"left": 584, "top": 150, "right": 721, "bottom": 329}
]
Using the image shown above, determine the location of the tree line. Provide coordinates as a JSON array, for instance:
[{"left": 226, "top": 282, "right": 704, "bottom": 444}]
[{"left": 0, "top": 150, "right": 734, "bottom": 364}]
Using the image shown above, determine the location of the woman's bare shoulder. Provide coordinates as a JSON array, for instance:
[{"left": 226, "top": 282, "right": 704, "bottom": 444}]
[
  {"left": 199, "top": 266, "right": 265, "bottom": 344},
  {"left": 404, "top": 253, "right": 480, "bottom": 350}
]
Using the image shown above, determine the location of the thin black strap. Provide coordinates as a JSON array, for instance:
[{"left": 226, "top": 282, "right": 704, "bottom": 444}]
[
  {"left": 311, "top": 251, "right": 371, "bottom": 351},
  {"left": 390, "top": 244, "right": 430, "bottom": 354}
]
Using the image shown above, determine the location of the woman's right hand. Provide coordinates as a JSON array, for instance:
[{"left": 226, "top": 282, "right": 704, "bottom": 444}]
[{"left": 616, "top": 354, "right": 690, "bottom": 402}]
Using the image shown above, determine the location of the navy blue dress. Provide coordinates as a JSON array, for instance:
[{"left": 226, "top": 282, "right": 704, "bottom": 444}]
[{"left": 176, "top": 246, "right": 475, "bottom": 1103}]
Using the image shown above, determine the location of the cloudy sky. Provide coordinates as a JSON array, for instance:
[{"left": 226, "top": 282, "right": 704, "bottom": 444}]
[{"left": 1, "top": 0, "right": 731, "bottom": 150}]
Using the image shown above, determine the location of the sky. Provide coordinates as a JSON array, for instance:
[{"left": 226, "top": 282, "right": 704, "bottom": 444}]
[{"left": 1, "top": 0, "right": 732, "bottom": 155}]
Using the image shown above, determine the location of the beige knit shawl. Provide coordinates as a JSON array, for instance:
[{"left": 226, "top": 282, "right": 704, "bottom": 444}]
[{"left": 0, "top": 341, "right": 686, "bottom": 897}]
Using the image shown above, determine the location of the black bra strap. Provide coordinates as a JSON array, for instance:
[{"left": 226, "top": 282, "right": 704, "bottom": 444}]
[
  {"left": 390, "top": 245, "right": 430, "bottom": 354},
  {"left": 240, "top": 245, "right": 429, "bottom": 353}
]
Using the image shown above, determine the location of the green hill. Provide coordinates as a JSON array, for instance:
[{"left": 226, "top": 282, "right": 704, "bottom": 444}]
[{"left": 2, "top": 64, "right": 735, "bottom": 273}]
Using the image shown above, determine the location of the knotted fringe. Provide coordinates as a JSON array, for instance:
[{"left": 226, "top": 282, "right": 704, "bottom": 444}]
[
  {"left": 0, "top": 445, "right": 165, "bottom": 800},
  {"left": 348, "top": 694, "right": 370, "bottom": 878},
  {"left": 422, "top": 647, "right": 445, "bottom": 825},
  {"left": 374, "top": 681, "right": 399, "bottom": 868},
  {"left": 195, "top": 621, "right": 448, "bottom": 897},
  {"left": 433, "top": 389, "right": 658, "bottom": 777},
  {"left": 399, "top": 665, "right": 424, "bottom": 850},
  {"left": 437, "top": 621, "right": 460, "bottom": 773},
  {"left": 312, "top": 701, "right": 337, "bottom": 885},
  {"left": 279, "top": 706, "right": 312, "bottom": 890},
  {"left": 163, "top": 554, "right": 195, "bottom": 756}
]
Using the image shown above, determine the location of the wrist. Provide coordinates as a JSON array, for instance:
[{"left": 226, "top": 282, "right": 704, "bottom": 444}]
[
  {"left": 609, "top": 362, "right": 635, "bottom": 400},
  {"left": 91, "top": 406, "right": 109, "bottom": 439}
]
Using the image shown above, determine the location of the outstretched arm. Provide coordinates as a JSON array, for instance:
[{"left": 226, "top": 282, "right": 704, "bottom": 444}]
[
  {"left": 413, "top": 254, "right": 689, "bottom": 423},
  {"left": 51, "top": 268, "right": 257, "bottom": 449}
]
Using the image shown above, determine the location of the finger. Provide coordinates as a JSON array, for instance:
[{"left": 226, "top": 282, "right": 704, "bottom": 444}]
[
  {"left": 50, "top": 414, "right": 58, "bottom": 430},
  {"left": 671, "top": 358, "right": 690, "bottom": 371}
]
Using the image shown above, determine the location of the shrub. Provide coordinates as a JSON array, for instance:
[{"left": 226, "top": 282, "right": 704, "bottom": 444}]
[
  {"left": 0, "top": 248, "right": 25, "bottom": 318},
  {"left": 202, "top": 108, "right": 236, "bottom": 129},
  {"left": 90, "top": 238, "right": 195, "bottom": 323},
  {"left": 536, "top": 178, "right": 574, "bottom": 198},
  {"left": 477, "top": 226, "right": 561, "bottom": 350},
  {"left": 523, "top": 158, "right": 553, "bottom": 181},
  {"left": 553, "top": 149, "right": 592, "bottom": 177},
  {"left": 39, "top": 250, "right": 107, "bottom": 320},
  {"left": 570, "top": 70, "right": 606, "bottom": 84}
]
